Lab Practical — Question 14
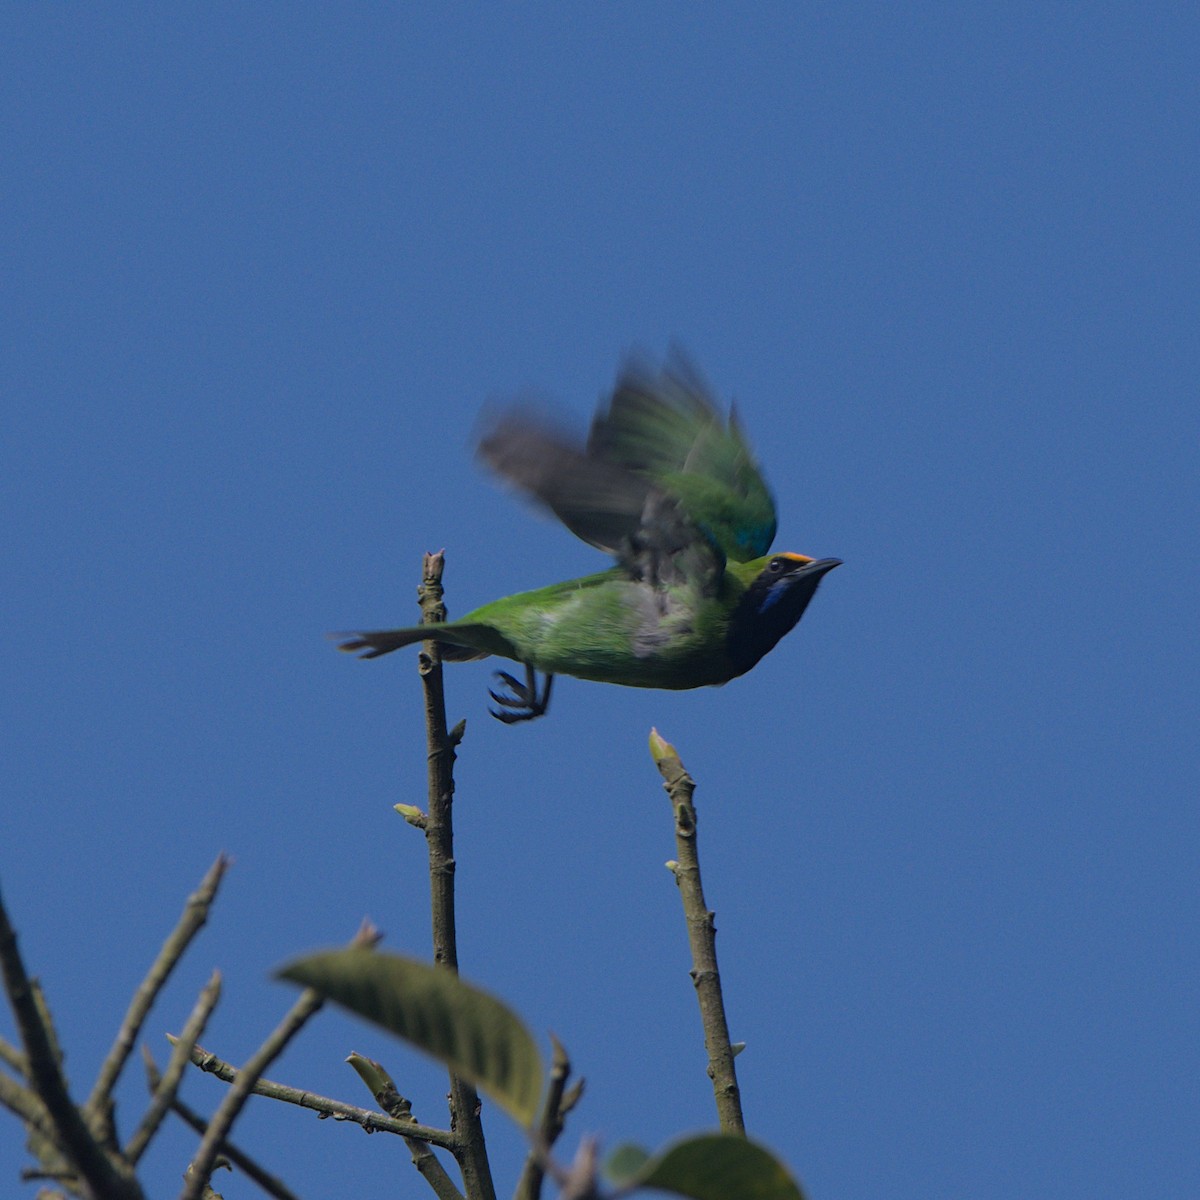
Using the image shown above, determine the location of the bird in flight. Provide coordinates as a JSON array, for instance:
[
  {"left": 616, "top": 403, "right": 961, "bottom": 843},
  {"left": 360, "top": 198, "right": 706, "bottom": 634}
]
[{"left": 339, "top": 355, "right": 841, "bottom": 722}]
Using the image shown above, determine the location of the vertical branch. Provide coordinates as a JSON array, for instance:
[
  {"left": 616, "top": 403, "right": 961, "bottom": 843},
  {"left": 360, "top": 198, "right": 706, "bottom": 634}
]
[
  {"left": 416, "top": 551, "right": 496, "bottom": 1200},
  {"left": 418, "top": 551, "right": 459, "bottom": 972},
  {"left": 649, "top": 729, "right": 746, "bottom": 1134},
  {"left": 0, "top": 885, "right": 144, "bottom": 1200}
]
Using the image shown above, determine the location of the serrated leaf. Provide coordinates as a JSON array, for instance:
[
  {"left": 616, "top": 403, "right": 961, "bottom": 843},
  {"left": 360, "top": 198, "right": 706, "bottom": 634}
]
[
  {"left": 277, "top": 948, "right": 543, "bottom": 1126},
  {"left": 606, "top": 1133, "right": 805, "bottom": 1200}
]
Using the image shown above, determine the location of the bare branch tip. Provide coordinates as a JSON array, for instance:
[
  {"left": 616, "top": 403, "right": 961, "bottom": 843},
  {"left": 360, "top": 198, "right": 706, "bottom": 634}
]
[
  {"left": 548, "top": 1031, "right": 570, "bottom": 1068},
  {"left": 351, "top": 919, "right": 383, "bottom": 949}
]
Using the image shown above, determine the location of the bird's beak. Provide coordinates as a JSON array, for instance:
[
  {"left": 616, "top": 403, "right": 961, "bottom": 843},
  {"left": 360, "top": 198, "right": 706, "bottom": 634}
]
[{"left": 797, "top": 557, "right": 843, "bottom": 578}]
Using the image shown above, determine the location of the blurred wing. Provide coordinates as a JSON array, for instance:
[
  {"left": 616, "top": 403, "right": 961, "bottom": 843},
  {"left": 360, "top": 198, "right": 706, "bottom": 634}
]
[
  {"left": 477, "top": 412, "right": 653, "bottom": 555},
  {"left": 590, "top": 354, "right": 778, "bottom": 563},
  {"left": 478, "top": 353, "right": 777, "bottom": 589}
]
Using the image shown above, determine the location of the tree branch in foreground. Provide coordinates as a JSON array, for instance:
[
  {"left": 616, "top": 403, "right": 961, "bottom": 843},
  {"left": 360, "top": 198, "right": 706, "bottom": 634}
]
[
  {"left": 650, "top": 728, "right": 746, "bottom": 1134},
  {"left": 143, "top": 1048, "right": 301, "bottom": 1200},
  {"left": 181, "top": 1040, "right": 458, "bottom": 1150},
  {"left": 347, "top": 1051, "right": 463, "bottom": 1200},
  {"left": 515, "top": 1033, "right": 586, "bottom": 1200},
  {"left": 416, "top": 550, "right": 496, "bottom": 1200},
  {"left": 0, "top": 881, "right": 143, "bottom": 1200},
  {"left": 85, "top": 854, "right": 230, "bottom": 1139},
  {"left": 178, "top": 987, "right": 324, "bottom": 1200},
  {"left": 125, "top": 970, "right": 221, "bottom": 1164}
]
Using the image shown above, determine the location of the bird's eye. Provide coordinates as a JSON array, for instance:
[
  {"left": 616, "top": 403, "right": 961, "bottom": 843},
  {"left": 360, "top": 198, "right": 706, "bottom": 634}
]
[{"left": 769, "top": 557, "right": 784, "bottom": 573}]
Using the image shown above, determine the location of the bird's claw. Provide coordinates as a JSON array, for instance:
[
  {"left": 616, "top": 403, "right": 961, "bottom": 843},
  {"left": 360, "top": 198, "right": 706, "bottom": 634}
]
[
  {"left": 488, "top": 665, "right": 554, "bottom": 723},
  {"left": 488, "top": 671, "right": 526, "bottom": 701}
]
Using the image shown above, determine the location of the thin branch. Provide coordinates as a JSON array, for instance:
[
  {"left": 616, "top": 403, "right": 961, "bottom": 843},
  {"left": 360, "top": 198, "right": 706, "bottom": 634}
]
[
  {"left": 3, "top": 1006, "right": 76, "bottom": 1191},
  {"left": 178, "top": 987, "right": 323, "bottom": 1200},
  {"left": 417, "top": 552, "right": 466, "bottom": 980},
  {"left": 30, "top": 980, "right": 66, "bottom": 1078},
  {"left": 181, "top": 1040, "right": 457, "bottom": 1149},
  {"left": 86, "top": 854, "right": 230, "bottom": 1130},
  {"left": 125, "top": 970, "right": 221, "bottom": 1164},
  {"left": 650, "top": 729, "right": 745, "bottom": 1134},
  {"left": 406, "top": 1138, "right": 466, "bottom": 1200},
  {"left": 18, "top": 1165, "right": 76, "bottom": 1192},
  {"left": 28, "top": 980, "right": 95, "bottom": 1190},
  {"left": 0, "top": 1067, "right": 58, "bottom": 1145},
  {"left": 0, "top": 1035, "right": 28, "bottom": 1076},
  {"left": 515, "top": 1033, "right": 585, "bottom": 1200},
  {"left": 347, "top": 1052, "right": 463, "bottom": 1200},
  {"left": 0, "top": 883, "right": 143, "bottom": 1200},
  {"left": 142, "top": 1048, "right": 302, "bottom": 1200},
  {"left": 417, "top": 550, "right": 496, "bottom": 1200},
  {"left": 549, "top": 1137, "right": 602, "bottom": 1200}
]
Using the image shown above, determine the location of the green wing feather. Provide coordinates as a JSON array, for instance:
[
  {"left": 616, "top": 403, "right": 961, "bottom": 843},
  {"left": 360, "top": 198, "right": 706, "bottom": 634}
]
[
  {"left": 478, "top": 354, "right": 778, "bottom": 590},
  {"left": 591, "top": 355, "right": 777, "bottom": 562}
]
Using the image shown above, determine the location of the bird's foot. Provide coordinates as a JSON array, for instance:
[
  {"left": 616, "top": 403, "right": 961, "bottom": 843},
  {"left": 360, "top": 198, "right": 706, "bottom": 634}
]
[{"left": 488, "top": 665, "right": 555, "bottom": 724}]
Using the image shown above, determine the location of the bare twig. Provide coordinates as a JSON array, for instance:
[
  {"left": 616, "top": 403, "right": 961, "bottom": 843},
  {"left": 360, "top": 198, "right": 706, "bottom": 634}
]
[
  {"left": 86, "top": 855, "right": 230, "bottom": 1133},
  {"left": 0, "top": 1035, "right": 61, "bottom": 1175},
  {"left": 0, "top": 1068, "right": 58, "bottom": 1146},
  {"left": 551, "top": 1136, "right": 602, "bottom": 1200},
  {"left": 0, "top": 883, "right": 143, "bottom": 1200},
  {"left": 515, "top": 1034, "right": 585, "bottom": 1200},
  {"left": 179, "top": 988, "right": 324, "bottom": 1200},
  {"left": 182, "top": 1040, "right": 457, "bottom": 1149},
  {"left": 650, "top": 729, "right": 745, "bottom": 1134},
  {"left": 30, "top": 981, "right": 66, "bottom": 1078},
  {"left": 125, "top": 971, "right": 221, "bottom": 1164},
  {"left": 0, "top": 1035, "right": 28, "bottom": 1076},
  {"left": 142, "top": 1048, "right": 302, "bottom": 1200},
  {"left": 417, "top": 551, "right": 496, "bottom": 1200}
]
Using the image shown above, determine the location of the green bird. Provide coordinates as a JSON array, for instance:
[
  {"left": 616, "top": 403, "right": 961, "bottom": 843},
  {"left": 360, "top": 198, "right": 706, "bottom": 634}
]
[{"left": 339, "top": 356, "right": 840, "bottom": 722}]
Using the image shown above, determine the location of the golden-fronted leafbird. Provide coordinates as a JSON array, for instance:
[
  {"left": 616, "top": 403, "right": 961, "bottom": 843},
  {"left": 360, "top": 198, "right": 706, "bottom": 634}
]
[{"left": 339, "top": 356, "right": 840, "bottom": 722}]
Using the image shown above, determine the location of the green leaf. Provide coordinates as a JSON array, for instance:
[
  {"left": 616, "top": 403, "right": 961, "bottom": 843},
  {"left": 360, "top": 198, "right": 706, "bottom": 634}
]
[
  {"left": 606, "top": 1143, "right": 652, "bottom": 1183},
  {"left": 606, "top": 1133, "right": 806, "bottom": 1200},
  {"left": 277, "top": 948, "right": 543, "bottom": 1126}
]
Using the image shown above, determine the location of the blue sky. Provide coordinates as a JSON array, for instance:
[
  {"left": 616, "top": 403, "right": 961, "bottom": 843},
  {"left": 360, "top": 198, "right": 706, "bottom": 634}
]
[{"left": 2, "top": 6, "right": 1196, "bottom": 1198}]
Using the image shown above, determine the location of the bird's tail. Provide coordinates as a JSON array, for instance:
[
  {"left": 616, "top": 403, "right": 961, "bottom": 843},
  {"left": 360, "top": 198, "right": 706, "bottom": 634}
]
[{"left": 335, "top": 624, "right": 490, "bottom": 662}]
